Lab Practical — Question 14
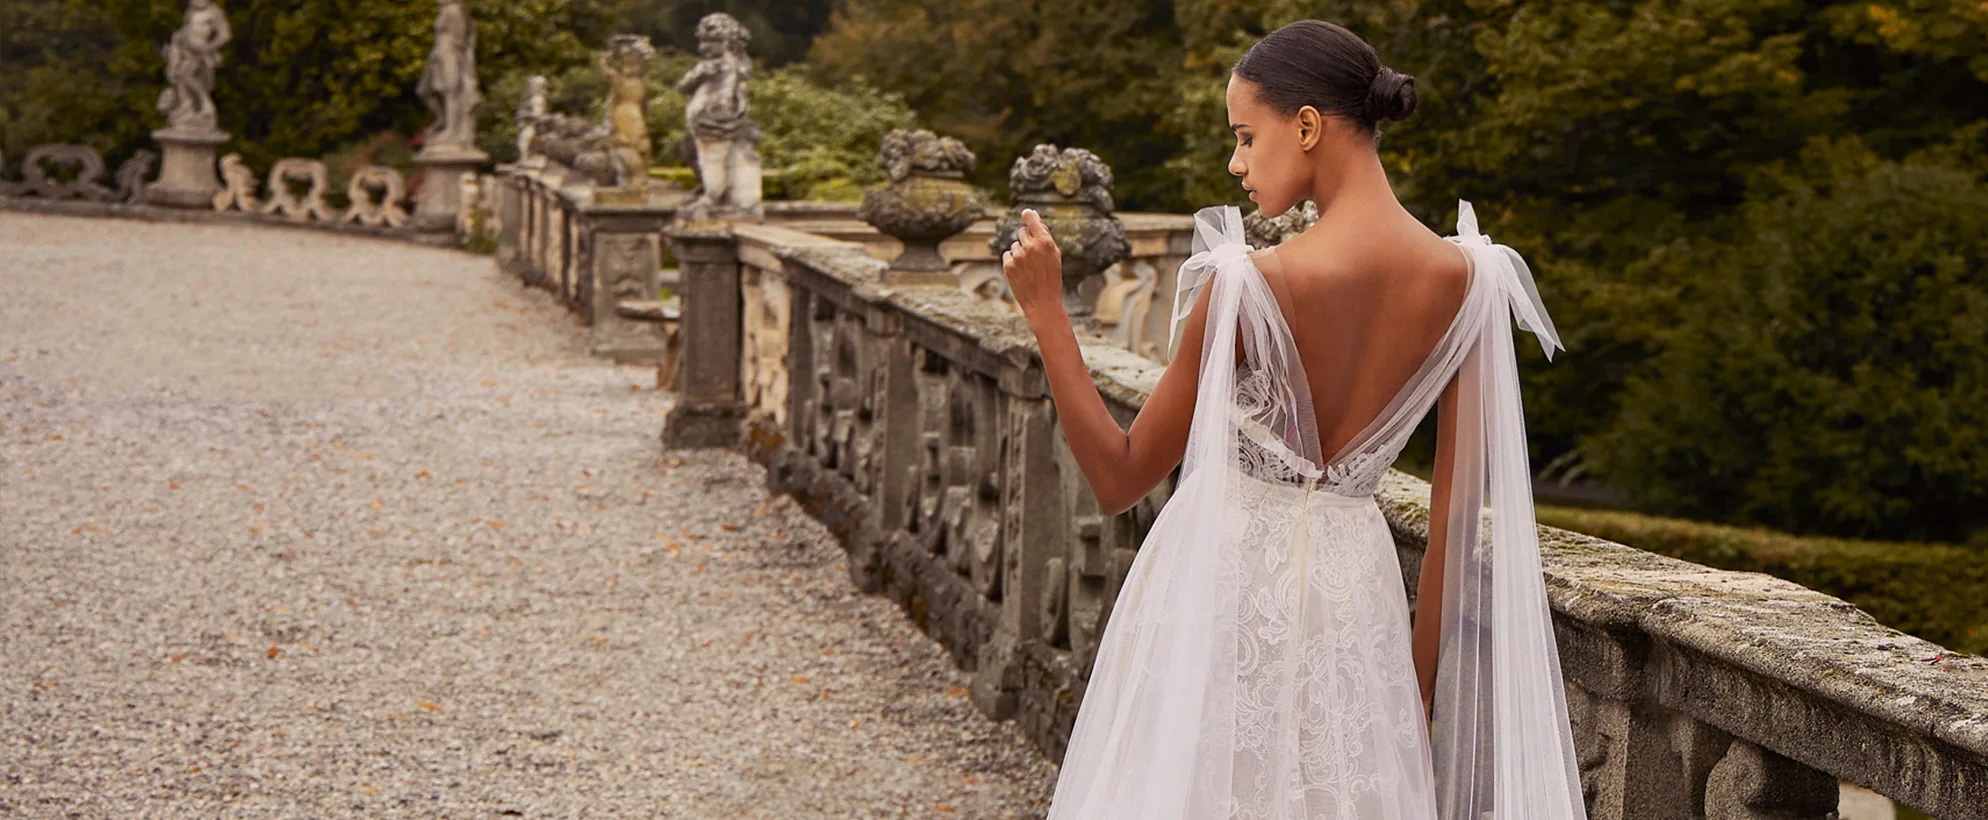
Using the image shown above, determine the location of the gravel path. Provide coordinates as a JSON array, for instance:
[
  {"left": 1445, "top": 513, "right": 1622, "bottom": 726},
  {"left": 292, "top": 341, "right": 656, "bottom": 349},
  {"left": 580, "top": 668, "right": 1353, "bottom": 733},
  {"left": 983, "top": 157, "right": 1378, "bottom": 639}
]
[{"left": 0, "top": 213, "right": 1058, "bottom": 818}]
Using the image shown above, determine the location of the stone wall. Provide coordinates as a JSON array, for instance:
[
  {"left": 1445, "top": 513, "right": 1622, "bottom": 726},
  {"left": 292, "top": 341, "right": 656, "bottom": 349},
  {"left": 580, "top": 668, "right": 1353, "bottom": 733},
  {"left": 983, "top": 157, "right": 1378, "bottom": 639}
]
[{"left": 665, "top": 221, "right": 1988, "bottom": 820}]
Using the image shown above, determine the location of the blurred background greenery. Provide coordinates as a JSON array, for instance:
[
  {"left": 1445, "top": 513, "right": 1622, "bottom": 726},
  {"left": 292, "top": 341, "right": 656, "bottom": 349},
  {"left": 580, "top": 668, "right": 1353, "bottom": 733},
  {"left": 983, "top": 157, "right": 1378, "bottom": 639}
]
[{"left": 2, "top": 1, "right": 1985, "bottom": 591}]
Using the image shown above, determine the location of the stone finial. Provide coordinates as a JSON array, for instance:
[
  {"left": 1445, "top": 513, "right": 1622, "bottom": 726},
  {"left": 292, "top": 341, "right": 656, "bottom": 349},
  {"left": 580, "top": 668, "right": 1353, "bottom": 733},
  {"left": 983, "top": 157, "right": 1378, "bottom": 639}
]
[
  {"left": 857, "top": 130, "right": 984, "bottom": 283},
  {"left": 212, "top": 152, "right": 259, "bottom": 212},
  {"left": 600, "top": 35, "right": 656, "bottom": 192},
  {"left": 1243, "top": 200, "right": 1318, "bottom": 249},
  {"left": 156, "top": 0, "right": 230, "bottom": 135},
  {"left": 676, "top": 12, "right": 762, "bottom": 220},
  {"left": 515, "top": 75, "right": 548, "bottom": 164},
  {"left": 417, "top": 0, "right": 480, "bottom": 151},
  {"left": 988, "top": 144, "right": 1130, "bottom": 319}
]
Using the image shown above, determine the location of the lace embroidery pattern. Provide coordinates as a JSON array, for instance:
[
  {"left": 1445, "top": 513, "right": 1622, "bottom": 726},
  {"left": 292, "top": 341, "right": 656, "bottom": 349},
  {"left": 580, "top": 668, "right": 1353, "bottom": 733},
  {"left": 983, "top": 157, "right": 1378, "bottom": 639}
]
[{"left": 1205, "top": 471, "right": 1430, "bottom": 818}]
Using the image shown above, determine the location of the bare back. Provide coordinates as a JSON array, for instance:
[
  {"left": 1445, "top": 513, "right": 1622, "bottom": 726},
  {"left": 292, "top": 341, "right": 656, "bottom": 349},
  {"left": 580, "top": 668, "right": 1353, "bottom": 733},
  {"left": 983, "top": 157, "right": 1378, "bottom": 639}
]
[{"left": 1249, "top": 209, "right": 1473, "bottom": 461}]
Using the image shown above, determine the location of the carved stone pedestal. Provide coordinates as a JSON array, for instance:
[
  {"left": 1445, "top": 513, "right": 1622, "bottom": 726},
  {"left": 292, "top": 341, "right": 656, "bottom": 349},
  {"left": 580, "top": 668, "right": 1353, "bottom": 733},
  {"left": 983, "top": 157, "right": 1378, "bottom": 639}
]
[
  {"left": 147, "top": 128, "right": 228, "bottom": 208},
  {"left": 661, "top": 224, "right": 746, "bottom": 450},
  {"left": 587, "top": 209, "right": 671, "bottom": 363},
  {"left": 411, "top": 143, "right": 488, "bottom": 232}
]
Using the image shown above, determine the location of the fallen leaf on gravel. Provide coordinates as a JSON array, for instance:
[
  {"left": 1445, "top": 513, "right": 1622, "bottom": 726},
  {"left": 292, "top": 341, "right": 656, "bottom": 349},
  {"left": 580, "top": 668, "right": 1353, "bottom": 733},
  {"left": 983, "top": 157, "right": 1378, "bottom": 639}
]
[
  {"left": 849, "top": 718, "right": 860, "bottom": 728},
  {"left": 369, "top": 498, "right": 383, "bottom": 509},
  {"left": 416, "top": 471, "right": 433, "bottom": 480},
  {"left": 588, "top": 636, "right": 608, "bottom": 645},
  {"left": 935, "top": 804, "right": 956, "bottom": 813},
  {"left": 666, "top": 457, "right": 683, "bottom": 468},
  {"left": 946, "top": 686, "right": 969, "bottom": 698},
  {"left": 486, "top": 519, "right": 507, "bottom": 530},
  {"left": 417, "top": 700, "right": 442, "bottom": 712},
  {"left": 790, "top": 675, "right": 810, "bottom": 684},
  {"left": 481, "top": 379, "right": 500, "bottom": 387},
  {"left": 690, "top": 562, "right": 705, "bottom": 575},
  {"left": 721, "top": 523, "right": 741, "bottom": 532},
  {"left": 267, "top": 647, "right": 280, "bottom": 659}
]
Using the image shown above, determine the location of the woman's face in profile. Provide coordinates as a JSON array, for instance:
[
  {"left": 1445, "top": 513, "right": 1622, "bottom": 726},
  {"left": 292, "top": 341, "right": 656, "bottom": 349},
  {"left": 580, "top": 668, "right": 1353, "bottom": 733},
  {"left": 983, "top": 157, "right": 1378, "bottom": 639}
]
[{"left": 1225, "top": 74, "right": 1309, "bottom": 219}]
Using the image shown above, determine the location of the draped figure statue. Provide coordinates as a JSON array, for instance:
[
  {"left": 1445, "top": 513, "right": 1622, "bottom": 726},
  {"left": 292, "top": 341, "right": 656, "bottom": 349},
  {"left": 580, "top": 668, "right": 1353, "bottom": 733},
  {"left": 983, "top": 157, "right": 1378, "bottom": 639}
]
[{"left": 417, "top": 0, "right": 481, "bottom": 150}]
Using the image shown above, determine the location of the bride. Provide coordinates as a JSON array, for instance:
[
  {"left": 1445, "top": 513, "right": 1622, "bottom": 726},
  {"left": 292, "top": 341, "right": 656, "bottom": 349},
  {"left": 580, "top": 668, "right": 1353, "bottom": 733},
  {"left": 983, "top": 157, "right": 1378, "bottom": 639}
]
[{"left": 1001, "top": 19, "right": 1588, "bottom": 820}]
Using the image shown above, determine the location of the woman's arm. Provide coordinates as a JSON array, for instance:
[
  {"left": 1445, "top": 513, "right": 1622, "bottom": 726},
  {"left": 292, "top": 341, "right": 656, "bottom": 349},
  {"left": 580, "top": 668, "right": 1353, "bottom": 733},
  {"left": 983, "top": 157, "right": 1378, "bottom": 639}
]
[
  {"left": 1004, "top": 209, "right": 1210, "bottom": 516},
  {"left": 1413, "top": 372, "right": 1462, "bottom": 718}
]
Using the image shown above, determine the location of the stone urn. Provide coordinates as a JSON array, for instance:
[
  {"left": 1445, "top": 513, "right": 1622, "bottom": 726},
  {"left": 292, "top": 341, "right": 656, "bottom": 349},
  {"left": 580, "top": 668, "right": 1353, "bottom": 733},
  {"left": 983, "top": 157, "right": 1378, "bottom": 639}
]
[
  {"left": 988, "top": 144, "right": 1130, "bottom": 319},
  {"left": 858, "top": 129, "right": 984, "bottom": 285}
]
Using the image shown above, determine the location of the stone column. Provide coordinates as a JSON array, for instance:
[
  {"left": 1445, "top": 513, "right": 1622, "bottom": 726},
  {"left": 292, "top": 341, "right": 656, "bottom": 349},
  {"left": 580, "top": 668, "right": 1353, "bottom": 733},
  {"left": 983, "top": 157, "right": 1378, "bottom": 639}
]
[{"left": 661, "top": 224, "right": 746, "bottom": 449}]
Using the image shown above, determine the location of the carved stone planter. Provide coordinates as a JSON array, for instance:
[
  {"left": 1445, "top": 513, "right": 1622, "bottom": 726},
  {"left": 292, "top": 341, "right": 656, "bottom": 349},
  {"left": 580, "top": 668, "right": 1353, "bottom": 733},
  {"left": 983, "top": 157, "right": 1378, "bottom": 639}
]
[
  {"left": 989, "top": 144, "right": 1130, "bottom": 319},
  {"left": 858, "top": 130, "right": 984, "bottom": 285}
]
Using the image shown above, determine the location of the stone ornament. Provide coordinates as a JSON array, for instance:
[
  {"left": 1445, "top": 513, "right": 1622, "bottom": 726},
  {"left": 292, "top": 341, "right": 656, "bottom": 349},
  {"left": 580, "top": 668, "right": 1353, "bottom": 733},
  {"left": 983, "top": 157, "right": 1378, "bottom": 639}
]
[
  {"left": 529, "top": 114, "right": 616, "bottom": 185},
  {"left": 417, "top": 0, "right": 480, "bottom": 150},
  {"left": 1243, "top": 199, "right": 1318, "bottom": 249},
  {"left": 677, "top": 12, "right": 762, "bottom": 220},
  {"left": 157, "top": 0, "right": 231, "bottom": 135},
  {"left": 115, "top": 150, "right": 158, "bottom": 204},
  {"left": 857, "top": 129, "right": 984, "bottom": 281},
  {"left": 601, "top": 34, "right": 656, "bottom": 190},
  {"left": 341, "top": 166, "right": 409, "bottom": 228},
  {"left": 260, "top": 158, "right": 333, "bottom": 221},
  {"left": 18, "top": 145, "right": 115, "bottom": 201},
  {"left": 212, "top": 152, "right": 260, "bottom": 212},
  {"left": 515, "top": 75, "right": 547, "bottom": 164},
  {"left": 988, "top": 144, "right": 1131, "bottom": 318}
]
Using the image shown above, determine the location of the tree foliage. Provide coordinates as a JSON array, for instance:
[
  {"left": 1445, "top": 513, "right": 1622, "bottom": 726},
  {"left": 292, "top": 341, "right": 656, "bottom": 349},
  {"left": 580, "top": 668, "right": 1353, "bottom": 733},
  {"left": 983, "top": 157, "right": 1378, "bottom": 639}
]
[{"left": 0, "top": 0, "right": 623, "bottom": 172}]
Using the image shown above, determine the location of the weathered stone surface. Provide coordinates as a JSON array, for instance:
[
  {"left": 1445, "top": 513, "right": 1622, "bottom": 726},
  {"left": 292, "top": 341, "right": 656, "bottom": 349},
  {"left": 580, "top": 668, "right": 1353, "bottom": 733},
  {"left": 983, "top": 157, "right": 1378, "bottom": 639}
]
[
  {"left": 15, "top": 145, "right": 115, "bottom": 201},
  {"left": 149, "top": 128, "right": 228, "bottom": 208},
  {"left": 677, "top": 13, "right": 763, "bottom": 221},
  {"left": 114, "top": 149, "right": 157, "bottom": 204},
  {"left": 600, "top": 34, "right": 656, "bottom": 194},
  {"left": 156, "top": 0, "right": 230, "bottom": 134},
  {"left": 211, "top": 152, "right": 259, "bottom": 213},
  {"left": 261, "top": 158, "right": 334, "bottom": 222},
  {"left": 342, "top": 166, "right": 409, "bottom": 228},
  {"left": 988, "top": 145, "right": 1130, "bottom": 320},
  {"left": 416, "top": 0, "right": 479, "bottom": 151},
  {"left": 858, "top": 130, "right": 983, "bottom": 281}
]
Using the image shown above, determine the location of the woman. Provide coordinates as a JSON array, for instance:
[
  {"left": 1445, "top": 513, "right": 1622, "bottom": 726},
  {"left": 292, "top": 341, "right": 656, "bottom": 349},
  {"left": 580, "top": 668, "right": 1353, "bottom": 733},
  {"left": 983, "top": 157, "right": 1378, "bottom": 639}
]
[{"left": 1002, "top": 20, "right": 1588, "bottom": 820}]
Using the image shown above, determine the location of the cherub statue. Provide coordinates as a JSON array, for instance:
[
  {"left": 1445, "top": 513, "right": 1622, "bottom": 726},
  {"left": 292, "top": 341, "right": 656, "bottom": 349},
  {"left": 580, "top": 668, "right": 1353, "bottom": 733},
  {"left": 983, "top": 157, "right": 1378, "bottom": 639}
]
[{"left": 676, "top": 13, "right": 762, "bottom": 218}]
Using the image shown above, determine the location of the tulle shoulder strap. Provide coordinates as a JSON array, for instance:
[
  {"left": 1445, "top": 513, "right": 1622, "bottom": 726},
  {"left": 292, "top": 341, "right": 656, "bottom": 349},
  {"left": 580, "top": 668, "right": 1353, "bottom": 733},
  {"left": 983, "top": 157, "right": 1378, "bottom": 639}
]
[
  {"left": 1167, "top": 205, "right": 1250, "bottom": 358},
  {"left": 1449, "top": 200, "right": 1563, "bottom": 360}
]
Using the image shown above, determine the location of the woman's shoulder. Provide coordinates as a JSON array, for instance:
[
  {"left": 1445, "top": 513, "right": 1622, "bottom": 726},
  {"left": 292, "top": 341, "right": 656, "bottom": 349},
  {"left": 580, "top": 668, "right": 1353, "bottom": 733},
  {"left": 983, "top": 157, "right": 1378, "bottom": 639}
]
[{"left": 1272, "top": 213, "right": 1470, "bottom": 298}]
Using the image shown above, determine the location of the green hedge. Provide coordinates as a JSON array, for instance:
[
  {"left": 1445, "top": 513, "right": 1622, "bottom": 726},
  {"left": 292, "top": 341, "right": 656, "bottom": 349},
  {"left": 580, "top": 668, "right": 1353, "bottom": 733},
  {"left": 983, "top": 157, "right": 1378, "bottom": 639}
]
[{"left": 1537, "top": 505, "right": 1988, "bottom": 656}]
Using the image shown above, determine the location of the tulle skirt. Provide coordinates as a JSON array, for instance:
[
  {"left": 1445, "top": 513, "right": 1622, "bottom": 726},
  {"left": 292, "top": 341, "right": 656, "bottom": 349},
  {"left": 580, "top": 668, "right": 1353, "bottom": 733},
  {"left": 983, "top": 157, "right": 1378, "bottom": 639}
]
[{"left": 1046, "top": 466, "right": 1440, "bottom": 820}]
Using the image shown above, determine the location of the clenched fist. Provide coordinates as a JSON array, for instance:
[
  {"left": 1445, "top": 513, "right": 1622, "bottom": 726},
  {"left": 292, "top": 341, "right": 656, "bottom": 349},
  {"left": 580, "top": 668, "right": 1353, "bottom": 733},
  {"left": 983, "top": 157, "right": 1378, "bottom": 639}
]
[{"left": 1001, "top": 208, "right": 1064, "bottom": 322}]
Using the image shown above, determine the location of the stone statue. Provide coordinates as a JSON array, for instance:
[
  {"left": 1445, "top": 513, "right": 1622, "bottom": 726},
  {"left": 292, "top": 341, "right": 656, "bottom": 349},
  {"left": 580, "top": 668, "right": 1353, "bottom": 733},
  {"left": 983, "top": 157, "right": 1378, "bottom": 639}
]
[
  {"left": 156, "top": 0, "right": 231, "bottom": 134},
  {"left": 416, "top": 0, "right": 480, "bottom": 150},
  {"left": 115, "top": 150, "right": 159, "bottom": 204},
  {"left": 676, "top": 12, "right": 762, "bottom": 219},
  {"left": 515, "top": 75, "right": 547, "bottom": 163},
  {"left": 600, "top": 35, "right": 655, "bottom": 190}
]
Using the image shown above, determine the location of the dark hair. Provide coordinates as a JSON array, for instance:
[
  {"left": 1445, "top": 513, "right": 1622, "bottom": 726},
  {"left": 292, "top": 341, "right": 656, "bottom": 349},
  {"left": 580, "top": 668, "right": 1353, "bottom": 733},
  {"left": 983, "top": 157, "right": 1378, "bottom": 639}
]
[{"left": 1232, "top": 20, "right": 1417, "bottom": 135}]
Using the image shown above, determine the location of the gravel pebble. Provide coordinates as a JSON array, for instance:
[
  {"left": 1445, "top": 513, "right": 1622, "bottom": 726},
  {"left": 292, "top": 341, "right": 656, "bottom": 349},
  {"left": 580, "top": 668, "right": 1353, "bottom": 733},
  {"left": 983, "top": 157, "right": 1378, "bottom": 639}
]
[{"left": 0, "top": 213, "right": 1059, "bottom": 818}]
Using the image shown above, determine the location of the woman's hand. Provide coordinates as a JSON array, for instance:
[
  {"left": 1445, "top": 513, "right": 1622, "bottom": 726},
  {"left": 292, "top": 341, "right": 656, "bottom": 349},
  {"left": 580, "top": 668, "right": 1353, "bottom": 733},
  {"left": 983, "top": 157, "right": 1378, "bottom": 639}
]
[{"left": 1001, "top": 208, "right": 1065, "bottom": 324}]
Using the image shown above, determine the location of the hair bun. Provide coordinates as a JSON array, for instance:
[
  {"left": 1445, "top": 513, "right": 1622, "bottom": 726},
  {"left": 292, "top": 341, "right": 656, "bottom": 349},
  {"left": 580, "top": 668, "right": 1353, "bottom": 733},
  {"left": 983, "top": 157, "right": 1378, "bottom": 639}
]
[{"left": 1366, "top": 67, "right": 1418, "bottom": 123}]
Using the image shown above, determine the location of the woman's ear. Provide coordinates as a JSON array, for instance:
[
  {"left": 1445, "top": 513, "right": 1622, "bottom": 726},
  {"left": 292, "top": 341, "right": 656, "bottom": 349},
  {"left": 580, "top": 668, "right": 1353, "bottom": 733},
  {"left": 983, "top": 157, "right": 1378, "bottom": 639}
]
[{"left": 1296, "top": 105, "right": 1324, "bottom": 152}]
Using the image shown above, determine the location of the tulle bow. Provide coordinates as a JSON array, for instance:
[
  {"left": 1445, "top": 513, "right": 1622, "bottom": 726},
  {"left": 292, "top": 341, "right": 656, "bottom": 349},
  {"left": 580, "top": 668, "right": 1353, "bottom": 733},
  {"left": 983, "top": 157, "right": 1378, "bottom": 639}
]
[
  {"left": 1168, "top": 205, "right": 1250, "bottom": 357},
  {"left": 1454, "top": 200, "right": 1563, "bottom": 361}
]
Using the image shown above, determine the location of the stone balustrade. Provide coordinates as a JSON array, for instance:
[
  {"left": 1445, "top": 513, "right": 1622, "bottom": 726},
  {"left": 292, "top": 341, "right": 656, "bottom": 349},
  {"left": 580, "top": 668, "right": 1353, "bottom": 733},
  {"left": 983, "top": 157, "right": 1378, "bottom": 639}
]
[{"left": 660, "top": 220, "right": 1988, "bottom": 820}]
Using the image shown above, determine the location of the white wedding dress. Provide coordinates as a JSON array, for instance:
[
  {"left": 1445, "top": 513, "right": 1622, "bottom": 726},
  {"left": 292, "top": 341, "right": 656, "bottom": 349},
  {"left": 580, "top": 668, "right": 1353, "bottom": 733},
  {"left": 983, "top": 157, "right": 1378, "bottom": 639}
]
[{"left": 1043, "top": 203, "right": 1588, "bottom": 820}]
